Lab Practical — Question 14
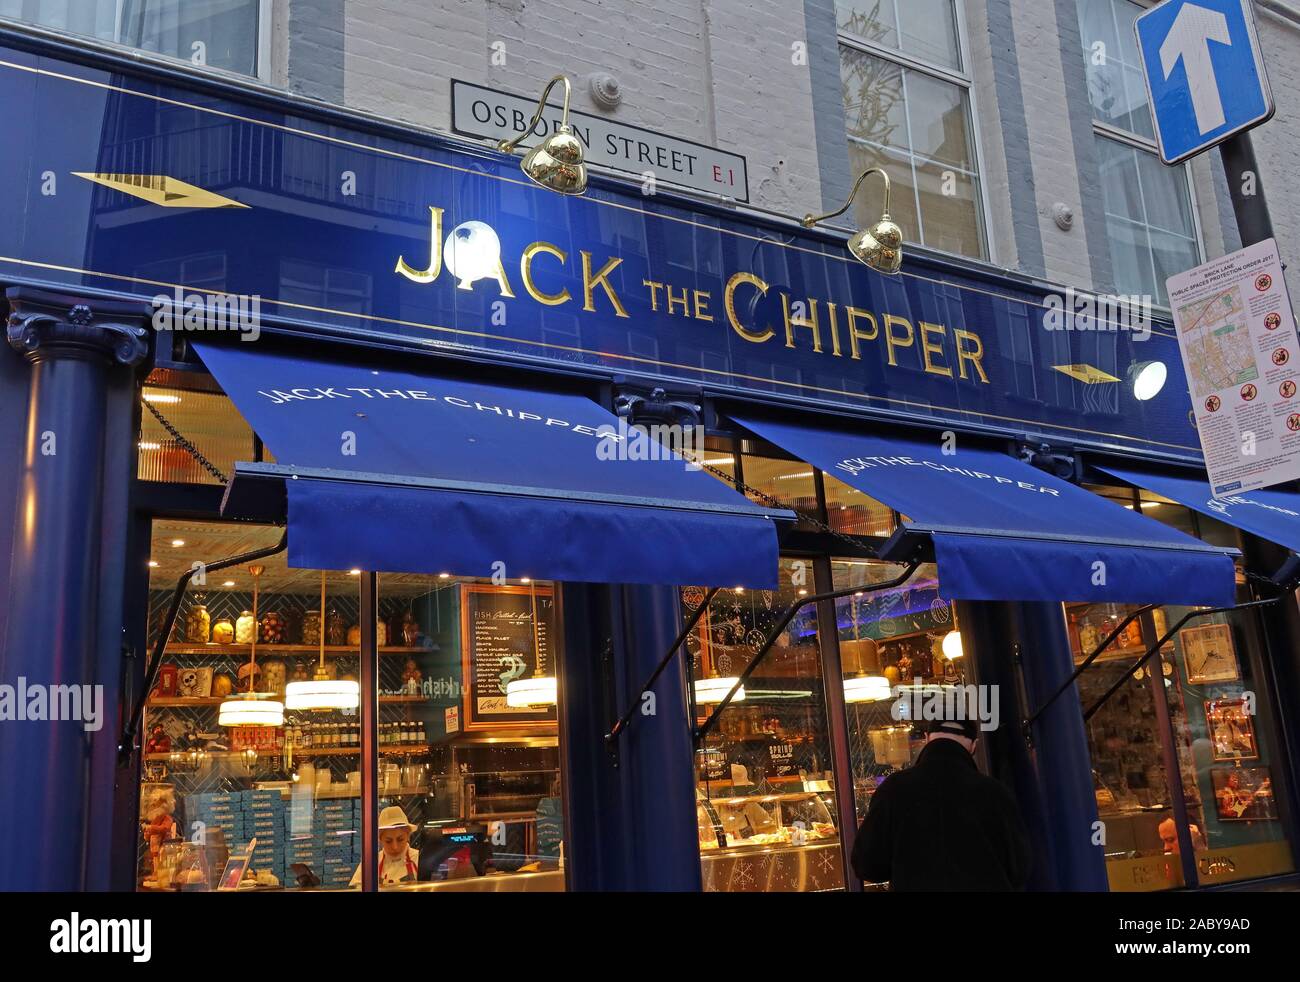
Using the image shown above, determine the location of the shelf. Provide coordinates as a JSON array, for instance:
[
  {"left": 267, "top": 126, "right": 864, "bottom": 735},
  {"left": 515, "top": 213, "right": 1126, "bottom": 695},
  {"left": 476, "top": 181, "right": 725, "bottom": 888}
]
[
  {"left": 161, "top": 643, "right": 430, "bottom": 656},
  {"left": 147, "top": 695, "right": 432, "bottom": 708},
  {"left": 144, "top": 744, "right": 430, "bottom": 761}
]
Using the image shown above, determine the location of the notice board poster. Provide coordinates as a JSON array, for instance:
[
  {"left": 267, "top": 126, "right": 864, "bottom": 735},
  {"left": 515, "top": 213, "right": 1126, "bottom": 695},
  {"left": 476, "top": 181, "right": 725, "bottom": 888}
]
[
  {"left": 460, "top": 583, "right": 557, "bottom": 729},
  {"left": 1169, "top": 238, "right": 1300, "bottom": 496}
]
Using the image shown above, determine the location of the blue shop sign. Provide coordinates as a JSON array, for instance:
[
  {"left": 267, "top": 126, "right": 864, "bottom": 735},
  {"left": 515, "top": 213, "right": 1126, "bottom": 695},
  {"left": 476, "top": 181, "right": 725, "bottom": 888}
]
[{"left": 0, "top": 37, "right": 1202, "bottom": 460}]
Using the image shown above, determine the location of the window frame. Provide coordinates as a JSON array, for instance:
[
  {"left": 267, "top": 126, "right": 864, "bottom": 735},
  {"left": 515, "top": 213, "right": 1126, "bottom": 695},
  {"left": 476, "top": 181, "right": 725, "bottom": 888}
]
[
  {"left": 1079, "top": 0, "right": 1206, "bottom": 306},
  {"left": 0, "top": 0, "right": 272, "bottom": 83},
  {"left": 835, "top": 0, "right": 994, "bottom": 262}
]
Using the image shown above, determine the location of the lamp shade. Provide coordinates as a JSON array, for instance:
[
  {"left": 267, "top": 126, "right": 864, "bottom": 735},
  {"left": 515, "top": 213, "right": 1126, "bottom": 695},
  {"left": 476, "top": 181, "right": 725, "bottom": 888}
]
[
  {"left": 843, "top": 674, "right": 893, "bottom": 703},
  {"left": 694, "top": 676, "right": 745, "bottom": 704},
  {"left": 506, "top": 675, "right": 557, "bottom": 708},
  {"left": 218, "top": 695, "right": 284, "bottom": 727},
  {"left": 285, "top": 678, "right": 360, "bottom": 712}
]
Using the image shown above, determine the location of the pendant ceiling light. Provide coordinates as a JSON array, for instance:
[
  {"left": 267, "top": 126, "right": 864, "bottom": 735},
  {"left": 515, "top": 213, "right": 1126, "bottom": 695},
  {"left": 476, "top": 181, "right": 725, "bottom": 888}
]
[
  {"left": 219, "top": 564, "right": 284, "bottom": 728},
  {"left": 801, "top": 167, "right": 903, "bottom": 274},
  {"left": 286, "top": 571, "right": 360, "bottom": 712},
  {"left": 842, "top": 593, "right": 891, "bottom": 703},
  {"left": 505, "top": 580, "right": 558, "bottom": 708},
  {"left": 497, "top": 75, "right": 587, "bottom": 195},
  {"left": 693, "top": 676, "right": 746, "bottom": 704}
]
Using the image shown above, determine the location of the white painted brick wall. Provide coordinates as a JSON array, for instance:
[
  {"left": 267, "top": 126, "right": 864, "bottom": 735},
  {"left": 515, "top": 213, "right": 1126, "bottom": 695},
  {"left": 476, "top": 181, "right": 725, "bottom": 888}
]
[{"left": 339, "top": 0, "right": 822, "bottom": 213}]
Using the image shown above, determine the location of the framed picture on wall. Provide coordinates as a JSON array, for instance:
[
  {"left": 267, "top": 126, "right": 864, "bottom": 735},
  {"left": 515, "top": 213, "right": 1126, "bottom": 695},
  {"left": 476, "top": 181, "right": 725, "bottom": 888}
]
[
  {"left": 1205, "top": 698, "right": 1259, "bottom": 761},
  {"left": 1181, "top": 623, "right": 1240, "bottom": 684},
  {"left": 1210, "top": 767, "right": 1277, "bottom": 821}
]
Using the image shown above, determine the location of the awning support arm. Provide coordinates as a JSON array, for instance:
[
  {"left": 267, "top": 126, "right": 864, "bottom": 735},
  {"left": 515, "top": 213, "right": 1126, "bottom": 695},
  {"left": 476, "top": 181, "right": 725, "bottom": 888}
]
[
  {"left": 1081, "top": 597, "right": 1280, "bottom": 723},
  {"left": 604, "top": 586, "right": 719, "bottom": 749},
  {"left": 1021, "top": 603, "right": 1155, "bottom": 741},
  {"left": 118, "top": 530, "right": 289, "bottom": 763},
  {"left": 693, "top": 562, "right": 922, "bottom": 746}
]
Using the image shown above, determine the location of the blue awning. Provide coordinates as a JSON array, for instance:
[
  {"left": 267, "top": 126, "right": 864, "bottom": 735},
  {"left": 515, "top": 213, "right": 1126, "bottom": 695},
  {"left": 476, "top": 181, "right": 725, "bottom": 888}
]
[
  {"left": 1099, "top": 464, "right": 1300, "bottom": 554},
  {"left": 193, "top": 342, "right": 785, "bottom": 587},
  {"left": 732, "top": 415, "right": 1237, "bottom": 606}
]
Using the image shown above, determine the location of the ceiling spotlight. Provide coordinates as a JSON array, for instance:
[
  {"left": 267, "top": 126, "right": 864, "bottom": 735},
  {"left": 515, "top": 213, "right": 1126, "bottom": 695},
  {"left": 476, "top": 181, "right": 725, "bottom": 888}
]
[{"left": 497, "top": 75, "right": 587, "bottom": 195}]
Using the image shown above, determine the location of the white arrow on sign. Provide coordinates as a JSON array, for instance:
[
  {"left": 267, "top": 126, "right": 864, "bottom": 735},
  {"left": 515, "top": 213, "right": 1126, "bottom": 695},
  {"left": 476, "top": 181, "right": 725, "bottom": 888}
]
[{"left": 1159, "top": 3, "right": 1232, "bottom": 135}]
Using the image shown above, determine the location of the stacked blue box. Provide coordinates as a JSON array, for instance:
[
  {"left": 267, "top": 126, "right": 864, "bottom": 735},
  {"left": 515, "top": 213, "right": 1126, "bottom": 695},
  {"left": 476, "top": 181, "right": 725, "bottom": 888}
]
[
  {"left": 247, "top": 792, "right": 287, "bottom": 881},
  {"left": 185, "top": 792, "right": 247, "bottom": 845}
]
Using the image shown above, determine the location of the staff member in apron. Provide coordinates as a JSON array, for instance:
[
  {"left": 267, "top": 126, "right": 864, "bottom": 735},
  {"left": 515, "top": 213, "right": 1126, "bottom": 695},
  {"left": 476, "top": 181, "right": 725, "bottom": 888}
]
[{"left": 350, "top": 806, "right": 419, "bottom": 887}]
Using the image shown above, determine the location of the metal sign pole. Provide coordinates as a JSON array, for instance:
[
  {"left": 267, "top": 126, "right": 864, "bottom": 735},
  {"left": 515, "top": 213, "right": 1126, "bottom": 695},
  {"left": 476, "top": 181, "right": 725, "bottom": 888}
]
[{"left": 1219, "top": 131, "right": 1275, "bottom": 248}]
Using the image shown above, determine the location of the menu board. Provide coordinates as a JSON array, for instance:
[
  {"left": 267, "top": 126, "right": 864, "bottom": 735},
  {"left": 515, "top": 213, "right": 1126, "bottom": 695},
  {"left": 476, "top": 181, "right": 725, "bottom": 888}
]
[{"left": 460, "top": 584, "right": 557, "bottom": 729}]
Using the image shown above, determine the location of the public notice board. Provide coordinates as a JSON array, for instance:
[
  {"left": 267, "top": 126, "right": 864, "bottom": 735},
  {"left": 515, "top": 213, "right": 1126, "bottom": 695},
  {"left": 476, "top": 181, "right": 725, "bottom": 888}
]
[
  {"left": 1168, "top": 238, "right": 1300, "bottom": 497},
  {"left": 460, "top": 583, "right": 557, "bottom": 729}
]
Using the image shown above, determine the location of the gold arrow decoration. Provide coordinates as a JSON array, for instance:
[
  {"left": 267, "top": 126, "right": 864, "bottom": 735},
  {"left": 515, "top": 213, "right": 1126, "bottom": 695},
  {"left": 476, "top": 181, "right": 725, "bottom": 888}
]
[
  {"left": 73, "top": 172, "right": 249, "bottom": 209},
  {"left": 1053, "top": 363, "right": 1120, "bottom": 384}
]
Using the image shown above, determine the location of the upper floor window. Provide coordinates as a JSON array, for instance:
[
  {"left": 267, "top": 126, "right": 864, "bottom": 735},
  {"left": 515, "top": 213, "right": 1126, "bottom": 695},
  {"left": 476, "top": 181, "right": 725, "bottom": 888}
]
[
  {"left": 1076, "top": 0, "right": 1201, "bottom": 305},
  {"left": 835, "top": 0, "right": 987, "bottom": 260},
  {"left": 0, "top": 0, "right": 266, "bottom": 79}
]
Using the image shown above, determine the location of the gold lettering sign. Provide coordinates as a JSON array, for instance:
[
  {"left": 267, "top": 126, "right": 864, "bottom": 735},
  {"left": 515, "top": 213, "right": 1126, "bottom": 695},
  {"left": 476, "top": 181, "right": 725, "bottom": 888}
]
[{"left": 394, "top": 205, "right": 991, "bottom": 386}]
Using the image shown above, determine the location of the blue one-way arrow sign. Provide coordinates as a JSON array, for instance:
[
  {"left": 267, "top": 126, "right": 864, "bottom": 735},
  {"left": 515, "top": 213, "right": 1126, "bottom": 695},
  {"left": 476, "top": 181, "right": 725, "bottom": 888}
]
[{"left": 1135, "top": 0, "right": 1274, "bottom": 164}]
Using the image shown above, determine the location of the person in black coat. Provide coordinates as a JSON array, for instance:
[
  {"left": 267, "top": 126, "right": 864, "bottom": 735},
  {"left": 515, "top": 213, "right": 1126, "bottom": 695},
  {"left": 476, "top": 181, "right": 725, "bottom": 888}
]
[{"left": 851, "top": 716, "right": 1032, "bottom": 891}]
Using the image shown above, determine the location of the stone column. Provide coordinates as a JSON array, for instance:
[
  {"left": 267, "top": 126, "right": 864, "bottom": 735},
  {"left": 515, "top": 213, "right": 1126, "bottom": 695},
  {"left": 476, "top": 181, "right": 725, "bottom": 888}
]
[{"left": 0, "top": 288, "right": 148, "bottom": 891}]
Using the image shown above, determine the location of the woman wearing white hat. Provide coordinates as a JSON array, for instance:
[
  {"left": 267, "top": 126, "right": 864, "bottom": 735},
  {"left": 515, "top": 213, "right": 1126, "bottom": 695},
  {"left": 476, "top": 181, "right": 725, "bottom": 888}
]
[{"left": 349, "top": 805, "right": 419, "bottom": 887}]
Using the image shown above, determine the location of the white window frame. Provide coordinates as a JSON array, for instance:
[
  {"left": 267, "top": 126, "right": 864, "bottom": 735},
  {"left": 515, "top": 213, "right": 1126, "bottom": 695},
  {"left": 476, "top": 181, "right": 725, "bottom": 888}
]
[
  {"left": 2, "top": 0, "right": 271, "bottom": 83},
  {"left": 835, "top": 0, "right": 994, "bottom": 263},
  {"left": 1081, "top": 0, "right": 1205, "bottom": 304}
]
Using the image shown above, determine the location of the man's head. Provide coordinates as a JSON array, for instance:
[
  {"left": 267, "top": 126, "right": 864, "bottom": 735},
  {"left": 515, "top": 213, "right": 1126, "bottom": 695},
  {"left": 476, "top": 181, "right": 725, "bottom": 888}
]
[{"left": 922, "top": 715, "right": 980, "bottom": 753}]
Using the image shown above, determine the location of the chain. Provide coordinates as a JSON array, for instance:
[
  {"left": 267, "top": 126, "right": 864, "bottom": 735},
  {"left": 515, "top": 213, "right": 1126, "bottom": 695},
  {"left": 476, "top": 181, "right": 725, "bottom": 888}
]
[
  {"left": 694, "top": 457, "right": 883, "bottom": 557},
  {"left": 143, "top": 400, "right": 229, "bottom": 485}
]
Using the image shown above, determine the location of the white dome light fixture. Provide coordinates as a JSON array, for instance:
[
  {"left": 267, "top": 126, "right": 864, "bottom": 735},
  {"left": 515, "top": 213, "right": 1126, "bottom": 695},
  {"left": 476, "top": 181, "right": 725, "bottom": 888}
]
[
  {"left": 219, "top": 564, "right": 285, "bottom": 729},
  {"left": 694, "top": 676, "right": 746, "bottom": 704},
  {"left": 1129, "top": 360, "right": 1168, "bottom": 402},
  {"left": 504, "top": 580, "right": 557, "bottom": 708},
  {"left": 843, "top": 674, "right": 892, "bottom": 703},
  {"left": 285, "top": 571, "right": 360, "bottom": 712}
]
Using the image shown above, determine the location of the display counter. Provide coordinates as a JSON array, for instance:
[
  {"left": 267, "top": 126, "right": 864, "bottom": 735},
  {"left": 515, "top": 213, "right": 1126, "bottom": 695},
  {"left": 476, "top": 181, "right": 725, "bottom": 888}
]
[{"left": 700, "top": 840, "right": 844, "bottom": 892}]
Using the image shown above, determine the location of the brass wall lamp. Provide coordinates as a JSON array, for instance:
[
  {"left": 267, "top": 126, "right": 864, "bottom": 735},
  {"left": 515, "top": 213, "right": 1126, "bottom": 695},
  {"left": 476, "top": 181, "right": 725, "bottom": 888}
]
[
  {"left": 497, "top": 74, "right": 587, "bottom": 195},
  {"left": 801, "top": 167, "right": 903, "bottom": 274}
]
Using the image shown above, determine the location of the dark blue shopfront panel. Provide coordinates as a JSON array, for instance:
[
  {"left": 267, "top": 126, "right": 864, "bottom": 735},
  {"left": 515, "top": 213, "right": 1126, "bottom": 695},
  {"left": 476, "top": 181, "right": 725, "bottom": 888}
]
[
  {"left": 734, "top": 416, "right": 1237, "bottom": 607},
  {"left": 1100, "top": 464, "right": 1300, "bottom": 553},
  {"left": 194, "top": 342, "right": 781, "bottom": 587},
  {"left": 0, "top": 36, "right": 1203, "bottom": 461}
]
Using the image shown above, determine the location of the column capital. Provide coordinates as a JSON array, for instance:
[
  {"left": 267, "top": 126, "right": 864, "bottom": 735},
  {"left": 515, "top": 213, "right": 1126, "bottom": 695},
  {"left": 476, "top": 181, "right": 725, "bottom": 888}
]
[{"left": 6, "top": 287, "right": 151, "bottom": 367}]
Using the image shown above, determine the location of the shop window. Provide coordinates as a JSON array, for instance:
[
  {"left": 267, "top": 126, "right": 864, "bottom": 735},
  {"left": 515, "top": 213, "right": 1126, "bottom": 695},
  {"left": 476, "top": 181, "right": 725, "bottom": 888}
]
[
  {"left": 139, "top": 520, "right": 363, "bottom": 891},
  {"left": 375, "top": 572, "right": 565, "bottom": 889},
  {"left": 1067, "top": 601, "right": 1187, "bottom": 890},
  {"left": 1076, "top": 0, "right": 1201, "bottom": 305},
  {"left": 836, "top": 0, "right": 987, "bottom": 259},
  {"left": 1068, "top": 597, "right": 1295, "bottom": 890},
  {"left": 684, "top": 558, "right": 843, "bottom": 891},
  {"left": 1152, "top": 607, "right": 1295, "bottom": 886},
  {"left": 0, "top": 0, "right": 267, "bottom": 79},
  {"left": 137, "top": 383, "right": 257, "bottom": 485},
  {"left": 830, "top": 561, "right": 955, "bottom": 826},
  {"left": 136, "top": 520, "right": 566, "bottom": 891}
]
